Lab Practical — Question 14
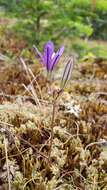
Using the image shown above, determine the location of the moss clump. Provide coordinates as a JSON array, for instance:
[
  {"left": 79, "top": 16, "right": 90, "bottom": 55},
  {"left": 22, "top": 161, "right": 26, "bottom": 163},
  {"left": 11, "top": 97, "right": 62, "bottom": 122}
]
[{"left": 0, "top": 58, "right": 107, "bottom": 189}]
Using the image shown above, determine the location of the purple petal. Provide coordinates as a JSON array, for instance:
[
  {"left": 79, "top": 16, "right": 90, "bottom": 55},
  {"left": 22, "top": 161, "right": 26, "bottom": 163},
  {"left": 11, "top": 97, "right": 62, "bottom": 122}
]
[
  {"left": 44, "top": 41, "right": 54, "bottom": 52},
  {"left": 44, "top": 41, "right": 54, "bottom": 70},
  {"left": 50, "top": 46, "right": 64, "bottom": 71},
  {"left": 33, "top": 45, "right": 45, "bottom": 65}
]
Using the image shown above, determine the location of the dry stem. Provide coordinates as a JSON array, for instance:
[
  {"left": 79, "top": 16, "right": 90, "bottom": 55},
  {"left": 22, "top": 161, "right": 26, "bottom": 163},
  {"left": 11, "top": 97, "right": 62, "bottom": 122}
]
[{"left": 4, "top": 135, "right": 11, "bottom": 190}]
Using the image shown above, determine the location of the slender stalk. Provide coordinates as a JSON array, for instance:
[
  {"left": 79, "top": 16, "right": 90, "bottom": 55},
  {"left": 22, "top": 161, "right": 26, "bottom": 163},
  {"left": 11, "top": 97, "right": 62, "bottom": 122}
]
[
  {"left": 48, "top": 90, "right": 63, "bottom": 161},
  {"left": 48, "top": 98, "right": 56, "bottom": 161}
]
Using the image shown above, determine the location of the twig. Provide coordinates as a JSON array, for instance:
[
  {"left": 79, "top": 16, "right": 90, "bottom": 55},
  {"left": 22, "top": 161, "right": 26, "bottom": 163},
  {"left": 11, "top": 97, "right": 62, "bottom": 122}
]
[
  {"left": 1, "top": 124, "right": 49, "bottom": 161},
  {"left": 3, "top": 135, "right": 11, "bottom": 190},
  {"left": 85, "top": 139, "right": 107, "bottom": 151},
  {"left": 20, "top": 57, "right": 41, "bottom": 108}
]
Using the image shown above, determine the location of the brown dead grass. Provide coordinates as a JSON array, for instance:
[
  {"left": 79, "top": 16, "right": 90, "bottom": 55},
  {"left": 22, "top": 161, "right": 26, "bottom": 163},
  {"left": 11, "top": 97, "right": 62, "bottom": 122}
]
[{"left": 0, "top": 47, "right": 107, "bottom": 190}]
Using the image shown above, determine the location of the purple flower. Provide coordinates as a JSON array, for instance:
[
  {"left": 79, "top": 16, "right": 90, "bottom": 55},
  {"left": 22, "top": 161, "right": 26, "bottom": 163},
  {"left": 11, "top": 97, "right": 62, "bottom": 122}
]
[{"left": 33, "top": 41, "right": 64, "bottom": 72}]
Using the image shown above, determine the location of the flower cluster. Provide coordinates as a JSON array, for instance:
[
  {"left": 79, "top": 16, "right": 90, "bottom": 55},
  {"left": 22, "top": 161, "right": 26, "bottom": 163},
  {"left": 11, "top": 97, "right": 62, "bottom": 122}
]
[{"left": 34, "top": 41, "right": 74, "bottom": 88}]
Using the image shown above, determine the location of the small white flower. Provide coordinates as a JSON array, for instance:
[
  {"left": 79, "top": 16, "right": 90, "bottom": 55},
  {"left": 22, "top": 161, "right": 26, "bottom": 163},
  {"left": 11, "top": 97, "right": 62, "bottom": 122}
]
[{"left": 64, "top": 100, "right": 81, "bottom": 117}]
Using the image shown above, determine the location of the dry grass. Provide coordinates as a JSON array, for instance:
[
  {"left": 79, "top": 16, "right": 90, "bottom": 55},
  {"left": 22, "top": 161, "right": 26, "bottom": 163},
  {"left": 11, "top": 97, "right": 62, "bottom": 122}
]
[{"left": 0, "top": 46, "right": 107, "bottom": 189}]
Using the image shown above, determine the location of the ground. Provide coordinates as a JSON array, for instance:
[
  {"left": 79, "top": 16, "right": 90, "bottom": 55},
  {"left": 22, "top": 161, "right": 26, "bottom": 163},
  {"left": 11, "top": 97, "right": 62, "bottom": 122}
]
[{"left": 0, "top": 50, "right": 107, "bottom": 190}]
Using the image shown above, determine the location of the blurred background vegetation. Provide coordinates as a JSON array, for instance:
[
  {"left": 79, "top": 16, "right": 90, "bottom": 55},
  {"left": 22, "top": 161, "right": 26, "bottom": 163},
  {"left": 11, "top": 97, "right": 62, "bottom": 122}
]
[{"left": 0, "top": 0, "right": 107, "bottom": 58}]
